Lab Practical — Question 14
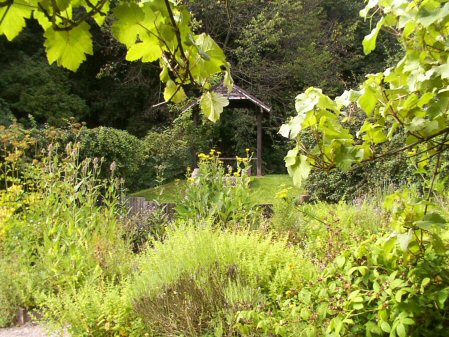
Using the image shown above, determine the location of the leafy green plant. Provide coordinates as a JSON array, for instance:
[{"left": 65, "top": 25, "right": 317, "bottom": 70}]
[
  {"left": 130, "top": 224, "right": 315, "bottom": 337},
  {"left": 0, "top": 0, "right": 233, "bottom": 121},
  {"left": 271, "top": 197, "right": 388, "bottom": 265},
  {"left": 176, "top": 149, "right": 261, "bottom": 227},
  {"left": 42, "top": 280, "right": 146, "bottom": 337},
  {"left": 0, "top": 140, "right": 134, "bottom": 327}
]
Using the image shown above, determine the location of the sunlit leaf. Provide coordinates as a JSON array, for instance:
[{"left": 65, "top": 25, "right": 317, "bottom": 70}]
[
  {"left": 44, "top": 22, "right": 93, "bottom": 71},
  {"left": 200, "top": 91, "right": 229, "bottom": 122}
]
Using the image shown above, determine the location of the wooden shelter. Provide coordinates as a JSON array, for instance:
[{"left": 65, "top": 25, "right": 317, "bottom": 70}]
[{"left": 182, "top": 83, "right": 271, "bottom": 176}]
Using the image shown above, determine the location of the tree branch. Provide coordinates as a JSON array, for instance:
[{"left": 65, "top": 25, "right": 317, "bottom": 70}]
[{"left": 164, "top": 0, "right": 196, "bottom": 85}]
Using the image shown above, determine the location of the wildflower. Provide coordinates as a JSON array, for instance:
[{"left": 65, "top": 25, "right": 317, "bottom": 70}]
[
  {"left": 246, "top": 148, "right": 250, "bottom": 152},
  {"left": 233, "top": 172, "right": 240, "bottom": 177}
]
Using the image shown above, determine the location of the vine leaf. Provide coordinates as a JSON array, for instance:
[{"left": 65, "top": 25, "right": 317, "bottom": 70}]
[
  {"left": 112, "top": 3, "right": 146, "bottom": 48},
  {"left": 415, "top": 212, "right": 446, "bottom": 230},
  {"left": 200, "top": 91, "right": 229, "bottom": 122},
  {"left": 126, "top": 35, "right": 162, "bottom": 62},
  {"left": 0, "top": 3, "right": 33, "bottom": 41},
  {"left": 285, "top": 148, "right": 311, "bottom": 186},
  {"left": 362, "top": 18, "right": 384, "bottom": 55},
  {"left": 191, "top": 34, "right": 227, "bottom": 82},
  {"left": 163, "top": 80, "right": 186, "bottom": 104},
  {"left": 44, "top": 22, "right": 93, "bottom": 71}
]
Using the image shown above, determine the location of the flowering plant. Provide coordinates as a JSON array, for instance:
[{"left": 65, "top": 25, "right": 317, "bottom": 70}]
[{"left": 177, "top": 149, "right": 259, "bottom": 226}]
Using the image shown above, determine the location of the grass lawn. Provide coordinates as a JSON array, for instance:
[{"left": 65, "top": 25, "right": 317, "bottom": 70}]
[{"left": 131, "top": 174, "right": 304, "bottom": 204}]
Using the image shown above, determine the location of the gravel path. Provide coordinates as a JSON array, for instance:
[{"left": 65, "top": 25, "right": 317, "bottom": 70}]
[{"left": 0, "top": 324, "right": 67, "bottom": 337}]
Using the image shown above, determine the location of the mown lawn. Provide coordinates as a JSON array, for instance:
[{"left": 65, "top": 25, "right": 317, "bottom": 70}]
[{"left": 131, "top": 174, "right": 304, "bottom": 204}]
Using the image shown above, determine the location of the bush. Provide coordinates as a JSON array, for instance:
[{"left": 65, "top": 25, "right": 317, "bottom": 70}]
[
  {"left": 42, "top": 281, "right": 146, "bottom": 337},
  {"left": 77, "top": 126, "right": 147, "bottom": 191},
  {"left": 271, "top": 198, "right": 389, "bottom": 267},
  {"left": 130, "top": 225, "right": 315, "bottom": 336},
  {"left": 305, "top": 154, "right": 415, "bottom": 203},
  {"left": 0, "top": 141, "right": 134, "bottom": 327},
  {"left": 138, "top": 111, "right": 217, "bottom": 190}
]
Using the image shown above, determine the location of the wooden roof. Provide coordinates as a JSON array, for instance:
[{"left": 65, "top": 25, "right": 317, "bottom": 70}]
[{"left": 181, "top": 83, "right": 271, "bottom": 114}]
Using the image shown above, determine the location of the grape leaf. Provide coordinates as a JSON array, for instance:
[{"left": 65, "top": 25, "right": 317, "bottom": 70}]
[
  {"left": 363, "top": 18, "right": 384, "bottom": 55},
  {"left": 200, "top": 91, "right": 229, "bottom": 122},
  {"left": 126, "top": 34, "right": 162, "bottom": 62},
  {"left": 112, "top": 3, "right": 146, "bottom": 48},
  {"left": 163, "top": 80, "right": 187, "bottom": 104},
  {"left": 190, "top": 34, "right": 226, "bottom": 82},
  {"left": 0, "top": 2, "right": 33, "bottom": 41},
  {"left": 44, "top": 22, "right": 93, "bottom": 71}
]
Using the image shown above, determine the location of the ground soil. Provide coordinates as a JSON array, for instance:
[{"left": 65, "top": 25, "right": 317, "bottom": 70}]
[{"left": 0, "top": 324, "right": 67, "bottom": 337}]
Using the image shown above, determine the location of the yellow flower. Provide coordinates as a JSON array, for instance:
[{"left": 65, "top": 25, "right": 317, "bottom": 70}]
[
  {"left": 246, "top": 148, "right": 250, "bottom": 152},
  {"left": 233, "top": 172, "right": 240, "bottom": 177}
]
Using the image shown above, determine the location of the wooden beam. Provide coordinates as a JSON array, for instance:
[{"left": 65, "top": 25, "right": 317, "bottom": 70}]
[{"left": 257, "top": 108, "right": 263, "bottom": 176}]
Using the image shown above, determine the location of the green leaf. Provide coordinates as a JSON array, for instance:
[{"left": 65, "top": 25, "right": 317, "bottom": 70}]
[
  {"left": 93, "top": 0, "right": 109, "bottom": 26},
  {"left": 163, "top": 80, "right": 186, "bottom": 104},
  {"left": 44, "top": 22, "right": 93, "bottom": 71},
  {"left": 358, "top": 87, "right": 378, "bottom": 116},
  {"left": 435, "top": 57, "right": 449, "bottom": 79},
  {"left": 397, "top": 229, "right": 414, "bottom": 251},
  {"left": 190, "top": 34, "right": 226, "bottom": 82},
  {"left": 126, "top": 35, "right": 162, "bottom": 62},
  {"left": 415, "top": 212, "right": 446, "bottom": 230},
  {"left": 285, "top": 152, "right": 311, "bottom": 187},
  {"left": 396, "top": 323, "right": 406, "bottom": 337},
  {"left": 334, "top": 146, "right": 357, "bottom": 171},
  {"left": 362, "top": 18, "right": 384, "bottom": 55},
  {"left": 438, "top": 289, "right": 448, "bottom": 309},
  {"left": 380, "top": 321, "right": 391, "bottom": 333},
  {"left": 200, "top": 91, "right": 229, "bottom": 122},
  {"left": 0, "top": 2, "right": 33, "bottom": 41},
  {"left": 360, "top": 0, "right": 378, "bottom": 18},
  {"left": 223, "top": 63, "right": 234, "bottom": 95},
  {"left": 335, "top": 255, "right": 346, "bottom": 268},
  {"left": 112, "top": 3, "right": 146, "bottom": 48}
]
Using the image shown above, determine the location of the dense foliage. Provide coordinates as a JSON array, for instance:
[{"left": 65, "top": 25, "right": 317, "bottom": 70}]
[{"left": 2, "top": 0, "right": 449, "bottom": 336}]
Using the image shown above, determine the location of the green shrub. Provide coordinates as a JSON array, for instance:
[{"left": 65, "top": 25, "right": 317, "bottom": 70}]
[
  {"left": 0, "top": 141, "right": 134, "bottom": 326},
  {"left": 130, "top": 225, "right": 315, "bottom": 336},
  {"left": 305, "top": 156, "right": 415, "bottom": 203},
  {"left": 138, "top": 111, "right": 217, "bottom": 190},
  {"left": 77, "top": 127, "right": 147, "bottom": 191},
  {"left": 271, "top": 198, "right": 389, "bottom": 267},
  {"left": 42, "top": 280, "right": 146, "bottom": 337},
  {"left": 236, "top": 190, "right": 449, "bottom": 336}
]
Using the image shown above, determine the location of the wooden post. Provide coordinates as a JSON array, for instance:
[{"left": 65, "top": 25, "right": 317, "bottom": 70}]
[{"left": 257, "top": 108, "right": 263, "bottom": 176}]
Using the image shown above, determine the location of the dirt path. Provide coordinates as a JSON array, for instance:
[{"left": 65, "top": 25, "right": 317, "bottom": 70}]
[{"left": 0, "top": 324, "right": 67, "bottom": 337}]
